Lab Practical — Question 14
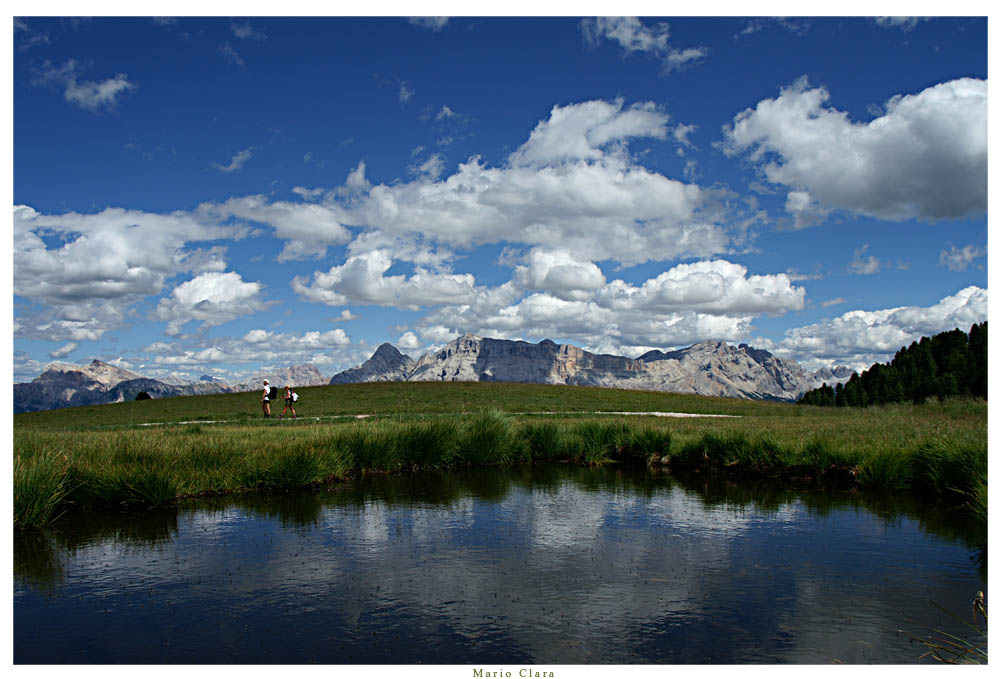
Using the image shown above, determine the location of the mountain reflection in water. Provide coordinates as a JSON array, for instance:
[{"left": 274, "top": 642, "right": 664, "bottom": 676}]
[{"left": 14, "top": 464, "right": 985, "bottom": 664}]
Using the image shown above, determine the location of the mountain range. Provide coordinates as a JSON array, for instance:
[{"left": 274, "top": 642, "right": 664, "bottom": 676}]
[
  {"left": 329, "top": 334, "right": 853, "bottom": 402},
  {"left": 13, "top": 360, "right": 329, "bottom": 414},
  {"left": 14, "top": 336, "right": 853, "bottom": 413}
]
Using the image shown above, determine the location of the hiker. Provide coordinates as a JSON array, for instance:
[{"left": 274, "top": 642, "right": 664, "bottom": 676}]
[
  {"left": 280, "top": 384, "right": 298, "bottom": 419},
  {"left": 261, "top": 379, "right": 272, "bottom": 418}
]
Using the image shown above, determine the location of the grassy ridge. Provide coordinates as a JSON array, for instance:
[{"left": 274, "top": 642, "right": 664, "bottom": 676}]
[
  {"left": 13, "top": 382, "right": 987, "bottom": 530},
  {"left": 13, "top": 380, "right": 804, "bottom": 430}
]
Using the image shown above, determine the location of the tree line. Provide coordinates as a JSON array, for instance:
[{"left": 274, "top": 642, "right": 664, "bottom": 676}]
[{"left": 798, "top": 322, "right": 987, "bottom": 407}]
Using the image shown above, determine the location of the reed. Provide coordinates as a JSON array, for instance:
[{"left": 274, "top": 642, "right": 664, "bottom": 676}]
[
  {"left": 14, "top": 451, "right": 70, "bottom": 529},
  {"left": 455, "top": 409, "right": 528, "bottom": 465}
]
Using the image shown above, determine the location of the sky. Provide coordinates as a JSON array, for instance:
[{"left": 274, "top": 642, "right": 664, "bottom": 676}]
[{"left": 9, "top": 8, "right": 991, "bottom": 384}]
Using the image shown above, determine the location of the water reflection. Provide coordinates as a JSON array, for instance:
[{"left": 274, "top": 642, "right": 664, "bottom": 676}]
[{"left": 15, "top": 464, "right": 986, "bottom": 664}]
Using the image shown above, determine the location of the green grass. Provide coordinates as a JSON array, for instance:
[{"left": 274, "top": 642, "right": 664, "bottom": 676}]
[{"left": 12, "top": 382, "right": 987, "bottom": 530}]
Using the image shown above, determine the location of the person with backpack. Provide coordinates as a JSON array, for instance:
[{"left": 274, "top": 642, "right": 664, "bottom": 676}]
[
  {"left": 261, "top": 379, "right": 272, "bottom": 418},
  {"left": 280, "top": 384, "right": 298, "bottom": 419}
]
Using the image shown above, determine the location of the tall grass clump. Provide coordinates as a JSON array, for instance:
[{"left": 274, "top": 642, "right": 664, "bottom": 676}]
[
  {"left": 519, "top": 421, "right": 566, "bottom": 460},
  {"left": 571, "top": 420, "right": 632, "bottom": 462},
  {"left": 14, "top": 452, "right": 70, "bottom": 529},
  {"left": 455, "top": 409, "right": 526, "bottom": 465},
  {"left": 335, "top": 420, "right": 400, "bottom": 472},
  {"left": 910, "top": 441, "right": 988, "bottom": 523},
  {"left": 629, "top": 426, "right": 672, "bottom": 461},
  {"left": 393, "top": 419, "right": 459, "bottom": 468},
  {"left": 261, "top": 450, "right": 322, "bottom": 491},
  {"left": 855, "top": 449, "right": 913, "bottom": 490}
]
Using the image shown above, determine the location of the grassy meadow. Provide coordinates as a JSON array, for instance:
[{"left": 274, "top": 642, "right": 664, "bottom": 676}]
[{"left": 13, "top": 381, "right": 987, "bottom": 530}]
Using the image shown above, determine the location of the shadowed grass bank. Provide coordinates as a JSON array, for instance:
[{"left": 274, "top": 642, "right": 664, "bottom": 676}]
[{"left": 14, "top": 403, "right": 987, "bottom": 531}]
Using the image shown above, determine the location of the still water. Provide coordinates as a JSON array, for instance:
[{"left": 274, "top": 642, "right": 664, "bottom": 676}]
[{"left": 14, "top": 464, "right": 986, "bottom": 664}]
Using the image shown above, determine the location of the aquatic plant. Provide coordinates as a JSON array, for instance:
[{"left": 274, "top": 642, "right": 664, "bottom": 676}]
[
  {"left": 898, "top": 592, "right": 988, "bottom": 664},
  {"left": 455, "top": 409, "right": 527, "bottom": 465},
  {"left": 14, "top": 452, "right": 70, "bottom": 529}
]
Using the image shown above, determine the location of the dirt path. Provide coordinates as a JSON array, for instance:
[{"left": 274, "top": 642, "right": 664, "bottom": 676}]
[{"left": 133, "top": 410, "right": 739, "bottom": 428}]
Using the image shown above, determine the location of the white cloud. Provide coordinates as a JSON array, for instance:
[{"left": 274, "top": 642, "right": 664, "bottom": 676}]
[
  {"left": 231, "top": 20, "right": 266, "bottom": 40},
  {"left": 409, "top": 17, "right": 449, "bottom": 31},
  {"left": 140, "top": 328, "right": 362, "bottom": 381},
  {"left": 514, "top": 249, "right": 606, "bottom": 301},
  {"left": 281, "top": 99, "right": 741, "bottom": 272},
  {"left": 407, "top": 259, "right": 804, "bottom": 355},
  {"left": 292, "top": 186, "right": 325, "bottom": 201},
  {"left": 15, "top": 18, "right": 51, "bottom": 50},
  {"left": 399, "top": 81, "right": 414, "bottom": 102},
  {"left": 291, "top": 249, "right": 479, "bottom": 310},
  {"left": 49, "top": 342, "right": 78, "bottom": 359},
  {"left": 212, "top": 147, "right": 255, "bottom": 173},
  {"left": 509, "top": 99, "right": 669, "bottom": 167},
  {"left": 327, "top": 101, "right": 734, "bottom": 266},
  {"left": 241, "top": 328, "right": 349, "bottom": 349},
  {"left": 874, "top": 17, "right": 927, "bottom": 31},
  {"left": 202, "top": 195, "right": 352, "bottom": 261},
  {"left": 218, "top": 42, "right": 244, "bottom": 65},
  {"left": 435, "top": 105, "right": 457, "bottom": 121},
  {"left": 580, "top": 17, "right": 707, "bottom": 72},
  {"left": 151, "top": 271, "right": 272, "bottom": 336},
  {"left": 397, "top": 331, "right": 421, "bottom": 350},
  {"left": 722, "top": 77, "right": 987, "bottom": 223},
  {"left": 939, "top": 244, "right": 986, "bottom": 271},
  {"left": 32, "top": 59, "right": 136, "bottom": 111},
  {"left": 766, "top": 286, "right": 988, "bottom": 369},
  {"left": 821, "top": 297, "right": 846, "bottom": 308},
  {"left": 848, "top": 244, "right": 882, "bottom": 275}
]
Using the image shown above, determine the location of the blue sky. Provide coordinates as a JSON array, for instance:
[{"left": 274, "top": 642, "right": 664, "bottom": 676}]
[{"left": 10, "top": 11, "right": 990, "bottom": 383}]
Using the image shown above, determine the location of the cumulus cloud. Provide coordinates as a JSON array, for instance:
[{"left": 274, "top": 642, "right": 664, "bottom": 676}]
[
  {"left": 510, "top": 99, "right": 669, "bottom": 167},
  {"left": 242, "top": 327, "right": 349, "bottom": 348},
  {"left": 580, "top": 17, "right": 707, "bottom": 72},
  {"left": 201, "top": 195, "right": 352, "bottom": 261},
  {"left": 408, "top": 259, "right": 804, "bottom": 356},
  {"left": 151, "top": 271, "right": 272, "bottom": 336},
  {"left": 722, "top": 77, "right": 987, "bottom": 224},
  {"left": 399, "top": 81, "right": 414, "bottom": 102},
  {"left": 291, "top": 249, "right": 479, "bottom": 310},
  {"left": 939, "top": 244, "right": 986, "bottom": 271},
  {"left": 514, "top": 249, "right": 606, "bottom": 301},
  {"left": 13, "top": 204, "right": 248, "bottom": 340},
  {"left": 765, "top": 286, "right": 988, "bottom": 370},
  {"left": 140, "top": 328, "right": 363, "bottom": 381},
  {"left": 325, "top": 99, "right": 735, "bottom": 266},
  {"left": 397, "top": 331, "right": 422, "bottom": 350},
  {"left": 32, "top": 59, "right": 136, "bottom": 111}
]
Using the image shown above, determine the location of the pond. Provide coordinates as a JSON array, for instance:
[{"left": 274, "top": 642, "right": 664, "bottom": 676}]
[{"left": 14, "top": 463, "right": 986, "bottom": 664}]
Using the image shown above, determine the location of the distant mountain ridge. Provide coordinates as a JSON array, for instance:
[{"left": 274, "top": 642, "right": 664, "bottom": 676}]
[
  {"left": 330, "top": 334, "right": 853, "bottom": 402},
  {"left": 13, "top": 359, "right": 327, "bottom": 414},
  {"left": 14, "top": 337, "right": 854, "bottom": 413}
]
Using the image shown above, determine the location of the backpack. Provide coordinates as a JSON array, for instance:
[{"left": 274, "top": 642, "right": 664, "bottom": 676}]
[
  {"left": 291, "top": 391, "right": 299, "bottom": 403},
  {"left": 268, "top": 386, "right": 278, "bottom": 400}
]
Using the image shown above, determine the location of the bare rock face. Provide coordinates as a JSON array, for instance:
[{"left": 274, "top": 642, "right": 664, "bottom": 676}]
[
  {"left": 41, "top": 359, "right": 144, "bottom": 390},
  {"left": 329, "top": 335, "right": 851, "bottom": 402},
  {"left": 329, "top": 344, "right": 416, "bottom": 384}
]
